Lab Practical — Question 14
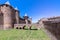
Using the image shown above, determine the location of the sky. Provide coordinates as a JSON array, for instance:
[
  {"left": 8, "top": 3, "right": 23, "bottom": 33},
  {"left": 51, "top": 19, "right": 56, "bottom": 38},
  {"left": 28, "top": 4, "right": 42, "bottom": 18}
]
[{"left": 0, "top": 0, "right": 60, "bottom": 23}]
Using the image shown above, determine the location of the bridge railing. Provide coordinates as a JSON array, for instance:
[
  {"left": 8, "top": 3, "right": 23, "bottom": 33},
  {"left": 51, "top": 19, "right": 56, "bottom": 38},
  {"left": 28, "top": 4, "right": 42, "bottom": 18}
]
[{"left": 14, "top": 24, "right": 41, "bottom": 29}]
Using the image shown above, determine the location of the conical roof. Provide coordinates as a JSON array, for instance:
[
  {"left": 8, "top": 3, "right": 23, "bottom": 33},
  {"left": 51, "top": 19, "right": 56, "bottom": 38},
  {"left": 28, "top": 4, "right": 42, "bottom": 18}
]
[
  {"left": 5, "top": 1, "right": 10, "bottom": 5},
  {"left": 15, "top": 7, "right": 18, "bottom": 10},
  {"left": 25, "top": 13, "right": 27, "bottom": 16}
]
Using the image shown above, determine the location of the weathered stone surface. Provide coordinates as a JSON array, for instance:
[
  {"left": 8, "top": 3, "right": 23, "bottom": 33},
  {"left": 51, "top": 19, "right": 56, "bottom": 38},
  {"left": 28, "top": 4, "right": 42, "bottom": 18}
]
[
  {"left": 38, "top": 17, "right": 60, "bottom": 40},
  {"left": 0, "top": 4, "right": 32, "bottom": 30}
]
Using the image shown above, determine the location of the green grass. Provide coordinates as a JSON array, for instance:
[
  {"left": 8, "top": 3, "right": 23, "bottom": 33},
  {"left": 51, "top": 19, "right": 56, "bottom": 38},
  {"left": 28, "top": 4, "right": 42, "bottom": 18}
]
[{"left": 0, "top": 29, "right": 50, "bottom": 40}]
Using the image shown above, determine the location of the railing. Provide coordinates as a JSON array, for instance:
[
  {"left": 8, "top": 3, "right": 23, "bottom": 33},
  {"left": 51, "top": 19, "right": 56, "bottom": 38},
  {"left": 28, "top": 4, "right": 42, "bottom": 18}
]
[{"left": 14, "top": 24, "right": 41, "bottom": 29}]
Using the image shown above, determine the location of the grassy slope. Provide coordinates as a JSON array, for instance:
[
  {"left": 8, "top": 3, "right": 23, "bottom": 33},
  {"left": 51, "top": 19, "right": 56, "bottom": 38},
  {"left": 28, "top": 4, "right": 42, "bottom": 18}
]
[{"left": 0, "top": 29, "right": 50, "bottom": 40}]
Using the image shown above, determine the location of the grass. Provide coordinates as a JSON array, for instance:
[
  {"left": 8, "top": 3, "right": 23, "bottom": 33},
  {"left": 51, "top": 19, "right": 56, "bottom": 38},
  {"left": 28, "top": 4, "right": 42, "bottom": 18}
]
[{"left": 0, "top": 29, "right": 50, "bottom": 40}]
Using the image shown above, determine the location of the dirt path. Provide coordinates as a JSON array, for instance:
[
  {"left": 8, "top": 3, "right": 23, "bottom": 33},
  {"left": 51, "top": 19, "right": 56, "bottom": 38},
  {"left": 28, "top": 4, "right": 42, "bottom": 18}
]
[{"left": 43, "top": 28, "right": 57, "bottom": 40}]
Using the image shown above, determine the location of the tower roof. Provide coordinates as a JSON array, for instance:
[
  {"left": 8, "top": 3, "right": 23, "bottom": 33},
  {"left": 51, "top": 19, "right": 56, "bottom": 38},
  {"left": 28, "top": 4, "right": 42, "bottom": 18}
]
[
  {"left": 25, "top": 13, "right": 27, "bottom": 16},
  {"left": 15, "top": 7, "right": 18, "bottom": 10},
  {"left": 5, "top": 1, "right": 10, "bottom": 5},
  {"left": 30, "top": 17, "right": 32, "bottom": 18}
]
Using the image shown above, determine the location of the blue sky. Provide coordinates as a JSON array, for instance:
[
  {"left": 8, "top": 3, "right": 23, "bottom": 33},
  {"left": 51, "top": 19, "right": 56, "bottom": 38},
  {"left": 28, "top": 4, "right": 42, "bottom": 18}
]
[{"left": 0, "top": 0, "right": 60, "bottom": 23}]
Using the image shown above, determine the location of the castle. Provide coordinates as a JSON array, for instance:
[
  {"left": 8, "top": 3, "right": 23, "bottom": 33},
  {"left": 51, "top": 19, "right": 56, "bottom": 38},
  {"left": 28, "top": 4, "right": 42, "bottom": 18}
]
[
  {"left": 0, "top": 2, "right": 32, "bottom": 30},
  {"left": 0, "top": 1, "right": 60, "bottom": 40}
]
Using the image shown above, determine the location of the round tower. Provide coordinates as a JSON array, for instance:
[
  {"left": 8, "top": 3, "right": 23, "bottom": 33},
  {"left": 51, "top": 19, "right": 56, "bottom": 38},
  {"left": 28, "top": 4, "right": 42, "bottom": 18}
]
[
  {"left": 15, "top": 10, "right": 19, "bottom": 24},
  {"left": 24, "top": 13, "right": 29, "bottom": 24},
  {"left": 23, "top": 13, "right": 29, "bottom": 27},
  {"left": 29, "top": 17, "right": 32, "bottom": 24},
  {"left": 1, "top": 4, "right": 14, "bottom": 30}
]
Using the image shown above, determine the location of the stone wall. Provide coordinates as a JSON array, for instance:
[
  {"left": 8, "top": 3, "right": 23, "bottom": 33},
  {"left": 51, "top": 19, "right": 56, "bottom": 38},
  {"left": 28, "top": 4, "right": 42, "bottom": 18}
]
[
  {"left": 42, "top": 18, "right": 60, "bottom": 40},
  {"left": 0, "top": 13, "right": 3, "bottom": 29}
]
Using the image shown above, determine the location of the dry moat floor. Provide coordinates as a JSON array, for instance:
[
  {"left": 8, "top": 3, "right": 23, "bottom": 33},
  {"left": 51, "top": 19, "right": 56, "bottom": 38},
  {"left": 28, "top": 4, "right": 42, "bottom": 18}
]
[{"left": 0, "top": 28, "right": 50, "bottom": 40}]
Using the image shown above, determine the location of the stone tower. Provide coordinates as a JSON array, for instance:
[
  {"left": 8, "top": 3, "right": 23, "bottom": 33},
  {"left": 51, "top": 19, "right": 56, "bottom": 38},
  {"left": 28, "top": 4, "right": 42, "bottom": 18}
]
[
  {"left": 0, "top": 1, "right": 17, "bottom": 30},
  {"left": 1, "top": 4, "right": 13, "bottom": 30},
  {"left": 15, "top": 10, "right": 19, "bottom": 24},
  {"left": 29, "top": 17, "right": 32, "bottom": 24},
  {"left": 24, "top": 13, "right": 29, "bottom": 26},
  {"left": 0, "top": 1, "right": 32, "bottom": 30}
]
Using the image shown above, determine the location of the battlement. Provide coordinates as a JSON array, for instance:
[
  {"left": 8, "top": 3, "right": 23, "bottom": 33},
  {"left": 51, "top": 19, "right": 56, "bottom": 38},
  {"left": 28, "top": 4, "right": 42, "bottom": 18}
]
[{"left": 0, "top": 4, "right": 14, "bottom": 9}]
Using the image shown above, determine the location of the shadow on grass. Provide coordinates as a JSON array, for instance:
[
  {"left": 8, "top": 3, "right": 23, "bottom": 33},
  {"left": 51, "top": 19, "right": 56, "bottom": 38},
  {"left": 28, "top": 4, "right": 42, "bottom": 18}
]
[
  {"left": 24, "top": 29, "right": 38, "bottom": 30},
  {"left": 16, "top": 28, "right": 38, "bottom": 30}
]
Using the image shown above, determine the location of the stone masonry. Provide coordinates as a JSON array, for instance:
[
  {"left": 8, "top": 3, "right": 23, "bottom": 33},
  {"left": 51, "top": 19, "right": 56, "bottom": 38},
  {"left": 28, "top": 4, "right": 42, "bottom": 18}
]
[
  {"left": 0, "top": 4, "right": 32, "bottom": 30},
  {"left": 38, "top": 16, "right": 60, "bottom": 40}
]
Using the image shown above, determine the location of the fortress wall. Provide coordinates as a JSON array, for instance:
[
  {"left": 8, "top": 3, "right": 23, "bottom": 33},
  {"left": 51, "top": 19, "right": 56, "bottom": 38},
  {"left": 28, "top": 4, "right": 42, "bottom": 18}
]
[
  {"left": 0, "top": 13, "right": 4, "bottom": 29},
  {"left": 0, "top": 6, "right": 4, "bottom": 29},
  {"left": 38, "top": 17, "right": 60, "bottom": 40},
  {"left": 43, "top": 21, "right": 60, "bottom": 40},
  {"left": 0, "top": 4, "right": 31, "bottom": 30},
  {"left": 11, "top": 9, "right": 16, "bottom": 28}
]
